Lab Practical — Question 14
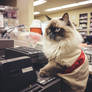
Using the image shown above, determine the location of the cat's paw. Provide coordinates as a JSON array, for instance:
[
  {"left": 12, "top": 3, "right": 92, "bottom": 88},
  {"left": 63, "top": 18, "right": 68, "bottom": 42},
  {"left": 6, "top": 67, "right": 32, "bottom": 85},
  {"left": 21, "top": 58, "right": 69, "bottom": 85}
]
[{"left": 39, "top": 70, "right": 50, "bottom": 77}]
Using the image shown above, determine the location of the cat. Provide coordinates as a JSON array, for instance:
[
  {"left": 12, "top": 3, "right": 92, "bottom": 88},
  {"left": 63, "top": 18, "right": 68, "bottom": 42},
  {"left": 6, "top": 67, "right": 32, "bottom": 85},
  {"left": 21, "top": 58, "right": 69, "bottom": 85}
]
[{"left": 39, "top": 13, "right": 89, "bottom": 92}]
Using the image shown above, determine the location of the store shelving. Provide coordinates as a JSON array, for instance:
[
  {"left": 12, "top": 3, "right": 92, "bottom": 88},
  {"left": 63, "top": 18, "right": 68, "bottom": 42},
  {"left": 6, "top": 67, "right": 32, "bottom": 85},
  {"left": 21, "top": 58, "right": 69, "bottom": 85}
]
[
  {"left": 79, "top": 13, "right": 88, "bottom": 29},
  {"left": 78, "top": 13, "right": 88, "bottom": 38},
  {"left": 89, "top": 12, "right": 92, "bottom": 35},
  {"left": 0, "top": 5, "right": 17, "bottom": 28}
]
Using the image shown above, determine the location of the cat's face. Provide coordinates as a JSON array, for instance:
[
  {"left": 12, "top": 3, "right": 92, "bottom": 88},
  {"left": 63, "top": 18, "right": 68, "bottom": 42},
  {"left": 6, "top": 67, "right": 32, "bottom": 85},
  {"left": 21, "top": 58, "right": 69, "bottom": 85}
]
[{"left": 45, "top": 13, "right": 74, "bottom": 42}]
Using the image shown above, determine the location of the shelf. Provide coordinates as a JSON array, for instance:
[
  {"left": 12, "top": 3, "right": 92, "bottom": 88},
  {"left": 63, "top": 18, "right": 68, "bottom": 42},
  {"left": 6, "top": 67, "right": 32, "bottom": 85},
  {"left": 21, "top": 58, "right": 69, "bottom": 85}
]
[
  {"left": 90, "top": 12, "right": 92, "bottom": 16},
  {"left": 83, "top": 27, "right": 87, "bottom": 29},
  {"left": 78, "top": 29, "right": 87, "bottom": 32},
  {"left": 79, "top": 22, "right": 87, "bottom": 24},
  {"left": 90, "top": 12, "right": 92, "bottom": 35},
  {"left": 79, "top": 26, "right": 87, "bottom": 28},
  {"left": 89, "top": 29, "right": 92, "bottom": 31},
  {"left": 0, "top": 5, "right": 18, "bottom": 28},
  {"left": 79, "top": 30, "right": 86, "bottom": 32},
  {"left": 79, "top": 13, "right": 88, "bottom": 36},
  {"left": 78, "top": 12, "right": 92, "bottom": 35},
  {"left": 79, "top": 18, "right": 88, "bottom": 20}
]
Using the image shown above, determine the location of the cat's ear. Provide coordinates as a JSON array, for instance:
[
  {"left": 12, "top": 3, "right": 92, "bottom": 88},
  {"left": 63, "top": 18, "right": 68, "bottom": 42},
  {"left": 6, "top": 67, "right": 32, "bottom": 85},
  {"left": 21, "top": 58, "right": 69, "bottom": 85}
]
[
  {"left": 62, "top": 13, "right": 69, "bottom": 23},
  {"left": 60, "top": 13, "right": 72, "bottom": 26},
  {"left": 45, "top": 15, "right": 52, "bottom": 20}
]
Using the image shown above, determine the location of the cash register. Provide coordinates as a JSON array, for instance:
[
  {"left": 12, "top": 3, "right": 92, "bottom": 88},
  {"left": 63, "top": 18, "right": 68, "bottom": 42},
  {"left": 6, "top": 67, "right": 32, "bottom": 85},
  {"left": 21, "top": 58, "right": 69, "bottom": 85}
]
[{"left": 0, "top": 46, "right": 61, "bottom": 92}]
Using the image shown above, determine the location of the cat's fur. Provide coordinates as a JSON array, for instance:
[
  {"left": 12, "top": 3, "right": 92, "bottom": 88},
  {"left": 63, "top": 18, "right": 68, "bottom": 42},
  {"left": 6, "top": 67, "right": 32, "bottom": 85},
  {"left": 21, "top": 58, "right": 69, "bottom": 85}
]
[{"left": 39, "top": 13, "right": 89, "bottom": 92}]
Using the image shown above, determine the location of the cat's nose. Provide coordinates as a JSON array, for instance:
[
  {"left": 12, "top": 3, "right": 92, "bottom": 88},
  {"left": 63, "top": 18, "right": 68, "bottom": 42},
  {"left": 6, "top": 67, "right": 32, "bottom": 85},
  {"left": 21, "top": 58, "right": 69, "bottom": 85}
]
[{"left": 49, "top": 32, "right": 55, "bottom": 40}]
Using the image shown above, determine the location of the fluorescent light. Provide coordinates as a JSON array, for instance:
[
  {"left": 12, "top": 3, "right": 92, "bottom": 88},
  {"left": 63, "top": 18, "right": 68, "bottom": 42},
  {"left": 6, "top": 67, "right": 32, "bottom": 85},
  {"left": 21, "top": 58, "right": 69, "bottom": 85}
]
[
  {"left": 34, "top": 0, "right": 47, "bottom": 6},
  {"left": 45, "top": 0, "right": 92, "bottom": 12},
  {"left": 33, "top": 12, "right": 40, "bottom": 15},
  {"left": 0, "top": 7, "right": 5, "bottom": 10}
]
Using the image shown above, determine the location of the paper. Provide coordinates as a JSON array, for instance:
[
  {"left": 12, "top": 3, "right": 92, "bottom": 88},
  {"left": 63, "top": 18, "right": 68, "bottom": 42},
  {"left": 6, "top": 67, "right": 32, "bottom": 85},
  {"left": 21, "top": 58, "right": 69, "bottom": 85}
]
[{"left": 0, "top": 14, "right": 4, "bottom": 27}]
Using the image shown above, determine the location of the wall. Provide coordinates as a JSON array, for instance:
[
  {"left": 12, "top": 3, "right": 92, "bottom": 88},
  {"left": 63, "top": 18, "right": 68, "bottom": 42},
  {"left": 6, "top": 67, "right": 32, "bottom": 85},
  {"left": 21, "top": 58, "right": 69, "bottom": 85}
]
[{"left": 35, "top": 6, "right": 92, "bottom": 28}]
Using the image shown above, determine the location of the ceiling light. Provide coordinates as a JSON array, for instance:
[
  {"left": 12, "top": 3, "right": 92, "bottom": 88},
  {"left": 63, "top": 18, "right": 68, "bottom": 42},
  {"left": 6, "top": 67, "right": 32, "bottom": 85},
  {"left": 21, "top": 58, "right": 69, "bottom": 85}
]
[
  {"left": 0, "top": 7, "right": 5, "bottom": 10},
  {"left": 34, "top": 0, "right": 47, "bottom": 6},
  {"left": 45, "top": 0, "right": 92, "bottom": 12},
  {"left": 33, "top": 12, "right": 40, "bottom": 15}
]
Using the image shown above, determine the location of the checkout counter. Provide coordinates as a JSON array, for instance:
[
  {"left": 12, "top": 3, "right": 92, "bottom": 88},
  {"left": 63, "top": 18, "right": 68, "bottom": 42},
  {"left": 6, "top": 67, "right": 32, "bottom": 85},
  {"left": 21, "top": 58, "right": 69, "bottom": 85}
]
[
  {"left": 0, "top": 39, "right": 92, "bottom": 92},
  {"left": 0, "top": 42, "right": 62, "bottom": 92}
]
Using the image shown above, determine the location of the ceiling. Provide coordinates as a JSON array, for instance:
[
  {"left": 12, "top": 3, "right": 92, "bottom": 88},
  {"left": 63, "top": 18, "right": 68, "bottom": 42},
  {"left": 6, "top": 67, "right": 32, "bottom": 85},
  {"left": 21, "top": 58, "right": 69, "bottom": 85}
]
[
  {"left": 0, "top": 0, "right": 92, "bottom": 16},
  {"left": 34, "top": 0, "right": 92, "bottom": 16}
]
